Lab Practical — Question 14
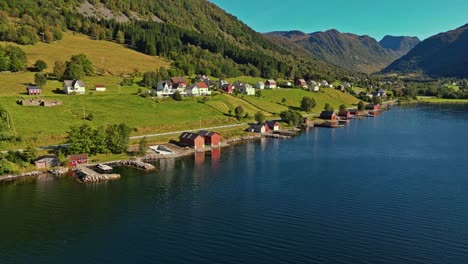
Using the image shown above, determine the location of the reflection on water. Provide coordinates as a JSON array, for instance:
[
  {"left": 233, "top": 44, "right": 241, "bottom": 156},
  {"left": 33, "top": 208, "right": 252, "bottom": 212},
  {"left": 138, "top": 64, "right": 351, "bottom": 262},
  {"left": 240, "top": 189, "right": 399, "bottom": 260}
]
[{"left": 2, "top": 104, "right": 468, "bottom": 264}]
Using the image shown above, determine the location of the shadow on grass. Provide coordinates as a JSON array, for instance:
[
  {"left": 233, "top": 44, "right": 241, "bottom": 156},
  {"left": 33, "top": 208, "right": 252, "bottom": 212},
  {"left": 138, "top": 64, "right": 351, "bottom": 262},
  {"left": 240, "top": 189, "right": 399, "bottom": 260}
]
[{"left": 52, "top": 88, "right": 64, "bottom": 94}]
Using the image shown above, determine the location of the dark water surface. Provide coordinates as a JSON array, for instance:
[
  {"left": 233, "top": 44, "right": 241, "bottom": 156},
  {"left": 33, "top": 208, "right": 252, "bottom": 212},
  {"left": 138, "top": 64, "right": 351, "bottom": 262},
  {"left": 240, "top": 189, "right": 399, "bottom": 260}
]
[{"left": 2, "top": 104, "right": 468, "bottom": 264}]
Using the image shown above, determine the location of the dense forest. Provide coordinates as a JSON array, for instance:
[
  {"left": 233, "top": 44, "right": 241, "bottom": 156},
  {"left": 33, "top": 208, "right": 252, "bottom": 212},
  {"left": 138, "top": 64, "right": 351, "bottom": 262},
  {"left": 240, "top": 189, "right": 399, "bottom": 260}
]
[{"left": 0, "top": 0, "right": 350, "bottom": 80}]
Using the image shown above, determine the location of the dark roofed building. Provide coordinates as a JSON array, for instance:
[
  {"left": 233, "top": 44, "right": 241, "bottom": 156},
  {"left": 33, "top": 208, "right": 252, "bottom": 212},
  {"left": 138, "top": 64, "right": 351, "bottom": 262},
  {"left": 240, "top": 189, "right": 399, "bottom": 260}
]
[
  {"left": 319, "top": 111, "right": 338, "bottom": 120},
  {"left": 365, "top": 104, "right": 381, "bottom": 111},
  {"left": 265, "top": 121, "right": 281, "bottom": 131},
  {"left": 179, "top": 132, "right": 205, "bottom": 150},
  {"left": 338, "top": 110, "right": 351, "bottom": 118},
  {"left": 246, "top": 124, "right": 269, "bottom": 133},
  {"left": 171, "top": 77, "right": 188, "bottom": 88},
  {"left": 198, "top": 130, "right": 221, "bottom": 147},
  {"left": 34, "top": 156, "right": 58, "bottom": 169}
]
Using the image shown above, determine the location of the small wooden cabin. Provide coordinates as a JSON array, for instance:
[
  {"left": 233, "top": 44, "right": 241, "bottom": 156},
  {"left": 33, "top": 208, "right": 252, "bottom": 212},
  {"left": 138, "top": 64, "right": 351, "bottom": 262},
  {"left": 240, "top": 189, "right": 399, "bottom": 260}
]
[
  {"left": 68, "top": 154, "right": 88, "bottom": 167},
  {"left": 247, "top": 124, "right": 269, "bottom": 133},
  {"left": 27, "top": 86, "right": 41, "bottom": 95},
  {"left": 365, "top": 104, "right": 381, "bottom": 111},
  {"left": 179, "top": 132, "right": 205, "bottom": 150},
  {"left": 198, "top": 130, "right": 221, "bottom": 147},
  {"left": 265, "top": 121, "right": 281, "bottom": 131},
  {"left": 319, "top": 111, "right": 338, "bottom": 120},
  {"left": 338, "top": 111, "right": 351, "bottom": 119}
]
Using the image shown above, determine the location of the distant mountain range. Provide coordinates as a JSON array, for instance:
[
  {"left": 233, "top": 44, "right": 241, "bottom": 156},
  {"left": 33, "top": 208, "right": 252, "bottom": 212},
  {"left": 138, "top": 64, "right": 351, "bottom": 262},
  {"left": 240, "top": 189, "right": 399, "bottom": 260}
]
[
  {"left": 379, "top": 36, "right": 421, "bottom": 57},
  {"left": 382, "top": 24, "right": 468, "bottom": 77},
  {"left": 265, "top": 30, "right": 420, "bottom": 74}
]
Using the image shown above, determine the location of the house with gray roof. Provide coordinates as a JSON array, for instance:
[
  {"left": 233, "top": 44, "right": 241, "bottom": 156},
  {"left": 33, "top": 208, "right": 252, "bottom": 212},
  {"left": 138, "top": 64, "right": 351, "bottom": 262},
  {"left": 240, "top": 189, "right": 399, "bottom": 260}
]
[{"left": 63, "top": 80, "right": 86, "bottom": 95}]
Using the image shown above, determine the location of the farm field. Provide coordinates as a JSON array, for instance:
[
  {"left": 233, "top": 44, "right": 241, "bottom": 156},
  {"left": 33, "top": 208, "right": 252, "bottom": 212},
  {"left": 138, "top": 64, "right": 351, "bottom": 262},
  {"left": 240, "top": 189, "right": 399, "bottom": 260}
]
[
  {"left": 260, "top": 88, "right": 360, "bottom": 112},
  {"left": 3, "top": 32, "right": 169, "bottom": 76}
]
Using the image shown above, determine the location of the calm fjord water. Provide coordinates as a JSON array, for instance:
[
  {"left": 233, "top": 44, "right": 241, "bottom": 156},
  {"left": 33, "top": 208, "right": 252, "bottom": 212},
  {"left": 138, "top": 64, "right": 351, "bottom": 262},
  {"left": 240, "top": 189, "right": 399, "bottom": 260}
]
[{"left": 2, "top": 104, "right": 468, "bottom": 264}]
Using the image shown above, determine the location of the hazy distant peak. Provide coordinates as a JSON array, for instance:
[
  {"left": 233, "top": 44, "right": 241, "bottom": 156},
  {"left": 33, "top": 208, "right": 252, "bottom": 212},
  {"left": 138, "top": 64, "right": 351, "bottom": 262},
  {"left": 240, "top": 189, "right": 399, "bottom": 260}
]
[{"left": 379, "top": 35, "right": 421, "bottom": 56}]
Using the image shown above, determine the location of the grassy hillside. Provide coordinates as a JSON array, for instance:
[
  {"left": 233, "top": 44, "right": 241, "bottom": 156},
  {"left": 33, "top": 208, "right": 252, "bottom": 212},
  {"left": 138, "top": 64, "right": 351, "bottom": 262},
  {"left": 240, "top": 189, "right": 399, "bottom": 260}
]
[
  {"left": 260, "top": 88, "right": 359, "bottom": 112},
  {"left": 4, "top": 32, "right": 169, "bottom": 76},
  {"left": 0, "top": 73, "right": 142, "bottom": 96},
  {"left": 0, "top": 94, "right": 236, "bottom": 147},
  {"left": 0, "top": 85, "right": 359, "bottom": 149}
]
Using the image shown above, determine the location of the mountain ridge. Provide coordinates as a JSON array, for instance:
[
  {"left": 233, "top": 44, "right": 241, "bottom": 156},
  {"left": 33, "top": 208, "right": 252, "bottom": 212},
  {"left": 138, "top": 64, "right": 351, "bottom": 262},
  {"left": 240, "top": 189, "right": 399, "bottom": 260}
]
[
  {"left": 382, "top": 24, "right": 468, "bottom": 77},
  {"left": 265, "top": 29, "right": 416, "bottom": 74},
  {"left": 379, "top": 35, "right": 421, "bottom": 57}
]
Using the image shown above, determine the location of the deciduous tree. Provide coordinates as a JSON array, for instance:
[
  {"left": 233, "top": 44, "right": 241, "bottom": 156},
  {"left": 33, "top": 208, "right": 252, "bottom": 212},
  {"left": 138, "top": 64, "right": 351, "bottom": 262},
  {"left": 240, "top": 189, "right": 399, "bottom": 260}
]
[
  {"left": 34, "top": 72, "right": 47, "bottom": 87},
  {"left": 300, "top": 96, "right": 316, "bottom": 113}
]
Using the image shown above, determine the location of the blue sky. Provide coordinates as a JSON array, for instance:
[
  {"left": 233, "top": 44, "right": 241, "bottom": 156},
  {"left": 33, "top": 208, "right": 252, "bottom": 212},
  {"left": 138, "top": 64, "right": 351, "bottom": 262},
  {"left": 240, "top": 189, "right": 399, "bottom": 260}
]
[{"left": 210, "top": 0, "right": 468, "bottom": 40}]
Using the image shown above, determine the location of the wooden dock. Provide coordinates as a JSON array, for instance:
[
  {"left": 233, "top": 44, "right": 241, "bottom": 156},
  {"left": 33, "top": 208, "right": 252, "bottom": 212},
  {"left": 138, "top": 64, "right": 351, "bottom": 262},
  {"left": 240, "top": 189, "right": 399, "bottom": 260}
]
[
  {"left": 262, "top": 133, "right": 292, "bottom": 139},
  {"left": 314, "top": 122, "right": 345, "bottom": 128}
]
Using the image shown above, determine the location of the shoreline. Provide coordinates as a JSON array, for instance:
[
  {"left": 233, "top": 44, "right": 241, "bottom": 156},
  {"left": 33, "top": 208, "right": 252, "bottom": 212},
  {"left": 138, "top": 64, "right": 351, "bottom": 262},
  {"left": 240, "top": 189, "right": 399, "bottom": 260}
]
[{"left": 1, "top": 106, "right": 390, "bottom": 184}]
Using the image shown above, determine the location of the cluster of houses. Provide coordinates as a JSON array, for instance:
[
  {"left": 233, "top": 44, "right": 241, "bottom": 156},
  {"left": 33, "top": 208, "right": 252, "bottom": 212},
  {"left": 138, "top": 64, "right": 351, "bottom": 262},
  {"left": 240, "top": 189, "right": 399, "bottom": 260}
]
[
  {"left": 319, "top": 104, "right": 381, "bottom": 121},
  {"left": 246, "top": 120, "right": 282, "bottom": 133},
  {"left": 155, "top": 77, "right": 212, "bottom": 97},
  {"left": 293, "top": 79, "right": 334, "bottom": 92}
]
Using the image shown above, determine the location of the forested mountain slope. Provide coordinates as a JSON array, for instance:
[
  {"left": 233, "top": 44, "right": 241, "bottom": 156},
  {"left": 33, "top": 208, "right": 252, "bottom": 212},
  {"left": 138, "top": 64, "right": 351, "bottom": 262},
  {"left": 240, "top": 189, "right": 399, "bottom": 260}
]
[
  {"left": 382, "top": 24, "right": 468, "bottom": 77},
  {"left": 0, "top": 0, "right": 349, "bottom": 80},
  {"left": 265, "top": 29, "right": 403, "bottom": 74}
]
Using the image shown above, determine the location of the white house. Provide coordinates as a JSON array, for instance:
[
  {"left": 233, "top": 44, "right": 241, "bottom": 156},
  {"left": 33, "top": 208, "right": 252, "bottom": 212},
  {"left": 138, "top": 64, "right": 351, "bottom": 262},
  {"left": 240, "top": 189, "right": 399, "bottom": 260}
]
[
  {"left": 265, "top": 80, "right": 277, "bottom": 89},
  {"left": 254, "top": 81, "right": 265, "bottom": 89},
  {"left": 239, "top": 83, "right": 255, "bottom": 95},
  {"left": 186, "top": 84, "right": 199, "bottom": 96},
  {"left": 321, "top": 80, "right": 329, "bottom": 86},
  {"left": 309, "top": 85, "right": 320, "bottom": 92},
  {"left": 196, "top": 82, "right": 211, "bottom": 96},
  {"left": 63, "top": 80, "right": 86, "bottom": 95},
  {"left": 155, "top": 81, "right": 173, "bottom": 97}
]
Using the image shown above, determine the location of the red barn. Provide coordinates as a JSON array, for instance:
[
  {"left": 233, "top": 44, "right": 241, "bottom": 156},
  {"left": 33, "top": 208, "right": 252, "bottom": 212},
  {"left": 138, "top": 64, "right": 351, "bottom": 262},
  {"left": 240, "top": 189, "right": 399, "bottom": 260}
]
[
  {"left": 295, "top": 79, "right": 307, "bottom": 87},
  {"left": 171, "top": 77, "right": 188, "bottom": 88},
  {"left": 338, "top": 111, "right": 351, "bottom": 118},
  {"left": 27, "top": 86, "right": 41, "bottom": 95},
  {"left": 179, "top": 132, "right": 205, "bottom": 150},
  {"left": 265, "top": 80, "right": 277, "bottom": 89},
  {"left": 365, "top": 104, "right": 381, "bottom": 111},
  {"left": 319, "top": 111, "right": 338, "bottom": 120},
  {"left": 67, "top": 154, "right": 88, "bottom": 167},
  {"left": 198, "top": 130, "right": 221, "bottom": 147},
  {"left": 222, "top": 84, "right": 233, "bottom": 94}
]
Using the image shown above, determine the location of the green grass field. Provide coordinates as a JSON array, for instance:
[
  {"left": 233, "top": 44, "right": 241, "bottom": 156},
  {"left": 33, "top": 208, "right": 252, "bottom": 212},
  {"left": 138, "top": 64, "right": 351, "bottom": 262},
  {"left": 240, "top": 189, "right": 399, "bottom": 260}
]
[
  {"left": 0, "top": 94, "right": 239, "bottom": 148},
  {"left": 418, "top": 96, "right": 468, "bottom": 103},
  {"left": 0, "top": 73, "right": 142, "bottom": 96},
  {"left": 224, "top": 76, "right": 291, "bottom": 85},
  {"left": 260, "top": 88, "right": 359, "bottom": 112},
  {"left": 4, "top": 32, "right": 169, "bottom": 76},
  {"left": 0, "top": 87, "right": 359, "bottom": 149}
]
